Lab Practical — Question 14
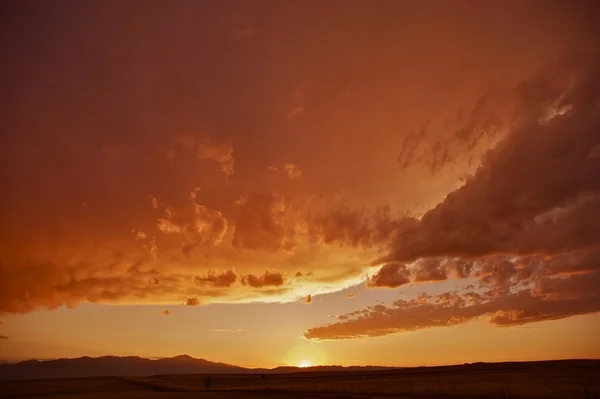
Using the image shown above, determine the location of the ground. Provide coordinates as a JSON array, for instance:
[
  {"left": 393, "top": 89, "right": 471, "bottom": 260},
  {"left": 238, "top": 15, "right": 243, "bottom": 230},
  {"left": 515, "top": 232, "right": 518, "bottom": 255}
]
[{"left": 1, "top": 361, "right": 599, "bottom": 399}]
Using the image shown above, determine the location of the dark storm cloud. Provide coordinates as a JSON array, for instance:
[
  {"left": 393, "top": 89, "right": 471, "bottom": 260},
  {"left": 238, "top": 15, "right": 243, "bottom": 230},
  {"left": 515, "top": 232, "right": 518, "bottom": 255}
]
[
  {"left": 381, "top": 54, "right": 600, "bottom": 264},
  {"left": 307, "top": 53, "right": 600, "bottom": 339}
]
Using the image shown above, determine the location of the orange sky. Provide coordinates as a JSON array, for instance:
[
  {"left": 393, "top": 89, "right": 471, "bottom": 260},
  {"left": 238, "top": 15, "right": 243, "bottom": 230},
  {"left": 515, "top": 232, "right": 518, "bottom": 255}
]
[{"left": 1, "top": 0, "right": 600, "bottom": 367}]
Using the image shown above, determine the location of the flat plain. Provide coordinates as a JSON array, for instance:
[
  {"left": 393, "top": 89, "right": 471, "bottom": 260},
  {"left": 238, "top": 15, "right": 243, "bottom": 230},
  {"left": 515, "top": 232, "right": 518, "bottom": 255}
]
[{"left": 1, "top": 360, "right": 599, "bottom": 399}]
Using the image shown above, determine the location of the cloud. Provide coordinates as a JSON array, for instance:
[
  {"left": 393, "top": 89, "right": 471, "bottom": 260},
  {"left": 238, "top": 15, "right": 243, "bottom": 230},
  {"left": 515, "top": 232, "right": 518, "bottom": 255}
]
[
  {"left": 157, "top": 200, "right": 228, "bottom": 256},
  {"left": 310, "top": 268, "right": 362, "bottom": 284},
  {"left": 0, "top": 258, "right": 216, "bottom": 314},
  {"left": 397, "top": 121, "right": 430, "bottom": 169},
  {"left": 267, "top": 164, "right": 302, "bottom": 179},
  {"left": 367, "top": 263, "right": 411, "bottom": 288},
  {"left": 413, "top": 259, "right": 448, "bottom": 282},
  {"left": 380, "top": 54, "right": 600, "bottom": 264},
  {"left": 163, "top": 309, "right": 171, "bottom": 316},
  {"left": 398, "top": 55, "right": 600, "bottom": 178},
  {"left": 196, "top": 138, "right": 234, "bottom": 176},
  {"left": 207, "top": 328, "right": 244, "bottom": 332},
  {"left": 0, "top": 247, "right": 291, "bottom": 314},
  {"left": 132, "top": 230, "right": 148, "bottom": 240},
  {"left": 194, "top": 269, "right": 237, "bottom": 288},
  {"left": 232, "top": 192, "right": 300, "bottom": 251},
  {"left": 305, "top": 261, "right": 600, "bottom": 340},
  {"left": 241, "top": 271, "right": 284, "bottom": 288},
  {"left": 231, "top": 191, "right": 398, "bottom": 252},
  {"left": 175, "top": 134, "right": 234, "bottom": 176},
  {"left": 307, "top": 53, "right": 600, "bottom": 339},
  {"left": 398, "top": 92, "right": 512, "bottom": 175},
  {"left": 149, "top": 195, "right": 159, "bottom": 209},
  {"left": 3, "top": 17, "right": 598, "bottom": 322},
  {"left": 308, "top": 204, "right": 398, "bottom": 248},
  {"left": 0, "top": 185, "right": 394, "bottom": 315},
  {"left": 186, "top": 298, "right": 200, "bottom": 306},
  {"left": 189, "top": 187, "right": 201, "bottom": 200},
  {"left": 284, "top": 163, "right": 302, "bottom": 180}
]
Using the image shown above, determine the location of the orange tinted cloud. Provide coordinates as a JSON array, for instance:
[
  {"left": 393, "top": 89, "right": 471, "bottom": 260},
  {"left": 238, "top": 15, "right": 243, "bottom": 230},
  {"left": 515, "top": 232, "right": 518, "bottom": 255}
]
[
  {"left": 367, "top": 263, "right": 410, "bottom": 288},
  {"left": 156, "top": 199, "right": 228, "bottom": 256},
  {"left": 0, "top": 237, "right": 286, "bottom": 313},
  {"left": 175, "top": 135, "right": 234, "bottom": 176},
  {"left": 229, "top": 192, "right": 385, "bottom": 251},
  {"left": 305, "top": 258, "right": 600, "bottom": 339},
  {"left": 413, "top": 259, "right": 448, "bottom": 283},
  {"left": 232, "top": 193, "right": 299, "bottom": 251},
  {"left": 241, "top": 271, "right": 285, "bottom": 288},
  {"left": 0, "top": 187, "right": 386, "bottom": 314},
  {"left": 307, "top": 204, "right": 397, "bottom": 248},
  {"left": 1, "top": 1, "right": 598, "bottom": 326},
  {"left": 307, "top": 53, "right": 600, "bottom": 339},
  {"left": 194, "top": 270, "right": 238, "bottom": 288},
  {"left": 186, "top": 298, "right": 200, "bottom": 306},
  {"left": 284, "top": 163, "right": 302, "bottom": 180}
]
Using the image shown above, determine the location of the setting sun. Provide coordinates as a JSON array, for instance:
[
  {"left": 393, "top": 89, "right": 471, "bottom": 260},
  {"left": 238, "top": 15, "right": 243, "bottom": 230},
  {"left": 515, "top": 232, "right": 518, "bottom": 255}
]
[{"left": 298, "top": 361, "right": 312, "bottom": 368}]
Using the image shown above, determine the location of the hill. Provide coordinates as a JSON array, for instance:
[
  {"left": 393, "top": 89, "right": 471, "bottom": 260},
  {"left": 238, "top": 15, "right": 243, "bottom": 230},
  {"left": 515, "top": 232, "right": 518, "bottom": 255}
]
[
  {"left": 0, "top": 355, "right": 246, "bottom": 380},
  {"left": 0, "top": 355, "right": 394, "bottom": 380}
]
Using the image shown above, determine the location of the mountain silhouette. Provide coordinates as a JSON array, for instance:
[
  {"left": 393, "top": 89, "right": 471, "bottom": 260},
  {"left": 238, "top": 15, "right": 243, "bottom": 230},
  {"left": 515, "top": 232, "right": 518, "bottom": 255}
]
[
  {"left": 0, "top": 355, "right": 246, "bottom": 380},
  {"left": 0, "top": 355, "right": 393, "bottom": 380}
]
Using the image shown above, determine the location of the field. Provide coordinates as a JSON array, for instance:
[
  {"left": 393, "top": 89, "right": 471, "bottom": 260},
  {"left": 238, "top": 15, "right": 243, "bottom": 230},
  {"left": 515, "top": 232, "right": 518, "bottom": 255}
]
[{"left": 1, "top": 360, "right": 599, "bottom": 399}]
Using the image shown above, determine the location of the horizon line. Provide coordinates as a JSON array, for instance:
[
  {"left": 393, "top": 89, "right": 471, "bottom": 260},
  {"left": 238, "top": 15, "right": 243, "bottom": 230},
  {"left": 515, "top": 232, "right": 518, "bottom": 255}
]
[{"left": 2, "top": 355, "right": 599, "bottom": 370}]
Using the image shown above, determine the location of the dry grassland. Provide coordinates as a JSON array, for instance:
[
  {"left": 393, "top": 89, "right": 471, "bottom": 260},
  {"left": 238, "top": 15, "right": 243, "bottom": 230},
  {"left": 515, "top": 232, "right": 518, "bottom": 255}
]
[{"left": 1, "top": 361, "right": 598, "bottom": 399}]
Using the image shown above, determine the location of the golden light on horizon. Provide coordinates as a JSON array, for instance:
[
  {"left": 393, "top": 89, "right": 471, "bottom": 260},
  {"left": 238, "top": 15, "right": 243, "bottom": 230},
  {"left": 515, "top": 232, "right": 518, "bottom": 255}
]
[
  {"left": 284, "top": 343, "right": 328, "bottom": 368},
  {"left": 298, "top": 360, "right": 312, "bottom": 368}
]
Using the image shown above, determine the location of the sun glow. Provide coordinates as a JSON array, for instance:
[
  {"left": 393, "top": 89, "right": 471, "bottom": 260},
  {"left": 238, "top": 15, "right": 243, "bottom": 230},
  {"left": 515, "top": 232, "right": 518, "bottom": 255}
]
[{"left": 298, "top": 360, "right": 312, "bottom": 368}]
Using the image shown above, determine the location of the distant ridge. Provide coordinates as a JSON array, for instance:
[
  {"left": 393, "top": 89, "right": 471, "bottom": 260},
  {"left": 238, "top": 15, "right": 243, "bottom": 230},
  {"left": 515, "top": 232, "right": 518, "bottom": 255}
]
[
  {"left": 0, "top": 355, "right": 394, "bottom": 380},
  {"left": 2, "top": 356, "right": 596, "bottom": 381}
]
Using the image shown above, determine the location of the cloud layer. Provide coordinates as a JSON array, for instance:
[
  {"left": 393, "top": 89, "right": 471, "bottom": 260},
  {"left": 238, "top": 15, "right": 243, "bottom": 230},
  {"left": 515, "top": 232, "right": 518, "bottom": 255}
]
[
  {"left": 305, "top": 54, "right": 600, "bottom": 339},
  {"left": 1, "top": 0, "right": 599, "bottom": 333}
]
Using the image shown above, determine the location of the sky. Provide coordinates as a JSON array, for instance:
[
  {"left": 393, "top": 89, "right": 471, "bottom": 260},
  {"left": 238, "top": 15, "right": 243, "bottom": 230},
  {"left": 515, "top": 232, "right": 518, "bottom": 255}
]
[{"left": 1, "top": 0, "right": 600, "bottom": 368}]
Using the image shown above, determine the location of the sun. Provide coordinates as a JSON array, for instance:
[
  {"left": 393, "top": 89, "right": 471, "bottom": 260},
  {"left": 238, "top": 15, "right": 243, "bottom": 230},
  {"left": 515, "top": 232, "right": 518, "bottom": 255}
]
[{"left": 298, "top": 360, "right": 312, "bottom": 368}]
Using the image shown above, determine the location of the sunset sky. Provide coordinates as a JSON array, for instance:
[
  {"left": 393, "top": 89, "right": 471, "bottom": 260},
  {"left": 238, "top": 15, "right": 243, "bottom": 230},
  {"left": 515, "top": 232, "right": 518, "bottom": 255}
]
[{"left": 1, "top": 1, "right": 600, "bottom": 368}]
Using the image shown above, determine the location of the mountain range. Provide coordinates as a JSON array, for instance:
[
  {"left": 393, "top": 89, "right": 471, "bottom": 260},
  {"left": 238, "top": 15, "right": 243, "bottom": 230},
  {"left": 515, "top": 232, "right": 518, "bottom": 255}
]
[{"left": 0, "top": 355, "right": 392, "bottom": 380}]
